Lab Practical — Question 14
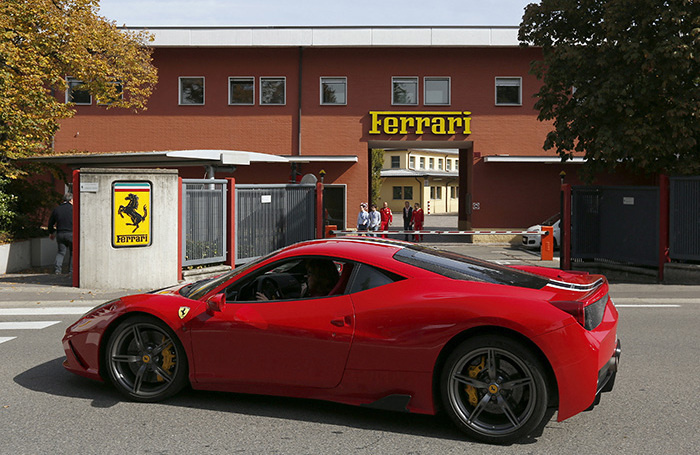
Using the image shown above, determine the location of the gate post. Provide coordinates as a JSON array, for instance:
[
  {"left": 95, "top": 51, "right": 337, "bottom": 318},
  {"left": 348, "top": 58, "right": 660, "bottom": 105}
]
[
  {"left": 658, "top": 174, "right": 669, "bottom": 282},
  {"left": 226, "top": 177, "right": 236, "bottom": 267},
  {"left": 561, "top": 184, "right": 572, "bottom": 270},
  {"left": 316, "top": 181, "right": 324, "bottom": 239},
  {"left": 177, "top": 177, "right": 183, "bottom": 281}
]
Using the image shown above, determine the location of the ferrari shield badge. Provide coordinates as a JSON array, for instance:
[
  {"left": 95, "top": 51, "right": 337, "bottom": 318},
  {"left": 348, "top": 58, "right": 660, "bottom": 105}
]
[{"left": 178, "top": 307, "right": 190, "bottom": 319}]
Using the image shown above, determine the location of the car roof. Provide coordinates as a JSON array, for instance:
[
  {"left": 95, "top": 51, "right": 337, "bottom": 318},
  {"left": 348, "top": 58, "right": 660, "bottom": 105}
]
[{"left": 276, "top": 237, "right": 408, "bottom": 262}]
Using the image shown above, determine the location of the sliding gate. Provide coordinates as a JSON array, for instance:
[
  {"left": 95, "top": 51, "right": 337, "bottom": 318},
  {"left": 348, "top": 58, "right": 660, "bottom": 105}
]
[{"left": 236, "top": 184, "right": 316, "bottom": 263}]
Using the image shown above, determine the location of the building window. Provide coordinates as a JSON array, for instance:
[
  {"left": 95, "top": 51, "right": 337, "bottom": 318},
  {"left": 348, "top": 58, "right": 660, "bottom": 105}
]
[
  {"left": 446, "top": 159, "right": 452, "bottom": 171},
  {"left": 438, "top": 159, "right": 443, "bottom": 170},
  {"left": 409, "top": 156, "right": 416, "bottom": 169},
  {"left": 419, "top": 157, "right": 425, "bottom": 169},
  {"left": 424, "top": 77, "right": 450, "bottom": 105},
  {"left": 436, "top": 187, "right": 442, "bottom": 199},
  {"left": 451, "top": 186, "right": 457, "bottom": 199},
  {"left": 429, "top": 158, "right": 434, "bottom": 170},
  {"left": 261, "top": 77, "right": 286, "bottom": 105},
  {"left": 66, "top": 77, "right": 91, "bottom": 105},
  {"left": 393, "top": 186, "right": 403, "bottom": 199},
  {"left": 390, "top": 156, "right": 400, "bottom": 168},
  {"left": 495, "top": 77, "right": 522, "bottom": 106},
  {"left": 455, "top": 159, "right": 459, "bottom": 170},
  {"left": 430, "top": 186, "right": 436, "bottom": 199},
  {"left": 229, "top": 77, "right": 254, "bottom": 105},
  {"left": 321, "top": 77, "right": 347, "bottom": 105},
  {"left": 404, "top": 186, "right": 413, "bottom": 200},
  {"left": 179, "top": 77, "right": 205, "bottom": 105},
  {"left": 392, "top": 77, "right": 418, "bottom": 105}
]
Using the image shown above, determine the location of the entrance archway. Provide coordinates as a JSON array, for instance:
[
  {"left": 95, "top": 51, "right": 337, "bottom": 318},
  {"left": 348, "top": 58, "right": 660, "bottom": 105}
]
[{"left": 368, "top": 140, "right": 473, "bottom": 230}]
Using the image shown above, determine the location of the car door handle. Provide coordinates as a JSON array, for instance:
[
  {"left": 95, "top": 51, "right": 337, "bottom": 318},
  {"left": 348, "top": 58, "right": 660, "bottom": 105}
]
[{"left": 331, "top": 316, "right": 352, "bottom": 327}]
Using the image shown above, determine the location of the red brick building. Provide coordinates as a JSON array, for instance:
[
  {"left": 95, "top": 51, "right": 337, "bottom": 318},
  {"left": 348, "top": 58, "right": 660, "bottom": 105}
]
[{"left": 52, "top": 26, "right": 644, "bottom": 229}]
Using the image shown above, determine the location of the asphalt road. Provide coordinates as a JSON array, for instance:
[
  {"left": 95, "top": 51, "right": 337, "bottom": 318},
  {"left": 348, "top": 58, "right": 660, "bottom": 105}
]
[{"left": 1, "top": 254, "right": 698, "bottom": 453}]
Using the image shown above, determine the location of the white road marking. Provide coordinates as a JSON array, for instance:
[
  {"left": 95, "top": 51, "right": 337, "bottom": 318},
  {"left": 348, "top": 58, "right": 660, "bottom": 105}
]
[
  {"left": 0, "top": 307, "right": 93, "bottom": 316},
  {"left": 615, "top": 304, "right": 681, "bottom": 308},
  {"left": 0, "top": 337, "right": 17, "bottom": 344},
  {"left": 0, "top": 321, "right": 61, "bottom": 330}
]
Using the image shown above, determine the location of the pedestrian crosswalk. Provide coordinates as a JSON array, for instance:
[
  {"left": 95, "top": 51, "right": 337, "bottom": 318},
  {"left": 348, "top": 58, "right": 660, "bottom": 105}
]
[{"left": 0, "top": 305, "right": 96, "bottom": 345}]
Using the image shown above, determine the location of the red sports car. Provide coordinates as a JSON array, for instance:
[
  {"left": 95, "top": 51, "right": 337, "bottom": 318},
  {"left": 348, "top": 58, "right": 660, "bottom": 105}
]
[{"left": 63, "top": 237, "right": 620, "bottom": 444}]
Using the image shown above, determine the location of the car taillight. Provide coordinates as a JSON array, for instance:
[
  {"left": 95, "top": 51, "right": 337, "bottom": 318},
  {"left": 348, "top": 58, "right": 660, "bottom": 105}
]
[
  {"left": 550, "top": 300, "right": 585, "bottom": 327},
  {"left": 551, "top": 293, "right": 608, "bottom": 330}
]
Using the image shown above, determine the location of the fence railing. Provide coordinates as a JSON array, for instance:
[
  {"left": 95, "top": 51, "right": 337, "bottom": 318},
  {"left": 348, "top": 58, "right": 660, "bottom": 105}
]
[{"left": 182, "top": 179, "right": 227, "bottom": 267}]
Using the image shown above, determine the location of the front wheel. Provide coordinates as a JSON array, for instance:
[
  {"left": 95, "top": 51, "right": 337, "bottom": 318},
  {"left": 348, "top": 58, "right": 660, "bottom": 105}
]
[
  {"left": 104, "top": 316, "right": 188, "bottom": 402},
  {"left": 440, "top": 335, "right": 551, "bottom": 444}
]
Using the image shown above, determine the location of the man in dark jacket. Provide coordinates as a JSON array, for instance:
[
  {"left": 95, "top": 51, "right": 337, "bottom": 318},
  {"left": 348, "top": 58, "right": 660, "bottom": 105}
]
[{"left": 48, "top": 193, "right": 73, "bottom": 274}]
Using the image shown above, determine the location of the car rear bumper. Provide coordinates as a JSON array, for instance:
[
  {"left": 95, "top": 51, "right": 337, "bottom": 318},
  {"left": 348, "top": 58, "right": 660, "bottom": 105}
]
[{"left": 587, "top": 338, "right": 621, "bottom": 410}]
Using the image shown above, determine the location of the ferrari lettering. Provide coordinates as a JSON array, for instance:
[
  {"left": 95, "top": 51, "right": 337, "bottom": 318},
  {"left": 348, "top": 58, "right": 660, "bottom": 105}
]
[{"left": 368, "top": 111, "right": 472, "bottom": 135}]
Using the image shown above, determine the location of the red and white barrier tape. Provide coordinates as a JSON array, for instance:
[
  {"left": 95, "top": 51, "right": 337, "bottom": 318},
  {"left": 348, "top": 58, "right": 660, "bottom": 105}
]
[{"left": 331, "top": 229, "right": 545, "bottom": 236}]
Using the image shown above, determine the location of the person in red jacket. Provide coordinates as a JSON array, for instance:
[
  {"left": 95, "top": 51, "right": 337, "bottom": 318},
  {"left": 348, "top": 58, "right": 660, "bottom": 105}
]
[
  {"left": 380, "top": 201, "right": 393, "bottom": 238},
  {"left": 411, "top": 202, "right": 424, "bottom": 242}
]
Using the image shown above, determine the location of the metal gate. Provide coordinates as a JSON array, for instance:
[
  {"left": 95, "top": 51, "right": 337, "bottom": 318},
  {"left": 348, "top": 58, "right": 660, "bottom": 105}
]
[
  {"left": 182, "top": 179, "right": 227, "bottom": 267},
  {"left": 236, "top": 184, "right": 316, "bottom": 263},
  {"left": 571, "top": 186, "right": 659, "bottom": 266},
  {"left": 670, "top": 176, "right": 700, "bottom": 261}
]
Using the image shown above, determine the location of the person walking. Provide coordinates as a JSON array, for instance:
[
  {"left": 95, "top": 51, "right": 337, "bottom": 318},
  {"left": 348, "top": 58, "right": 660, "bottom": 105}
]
[
  {"left": 48, "top": 192, "right": 74, "bottom": 274},
  {"left": 402, "top": 201, "right": 413, "bottom": 241},
  {"left": 411, "top": 202, "right": 424, "bottom": 242},
  {"left": 380, "top": 201, "right": 393, "bottom": 238},
  {"left": 356, "top": 202, "right": 369, "bottom": 234},
  {"left": 369, "top": 203, "right": 381, "bottom": 236}
]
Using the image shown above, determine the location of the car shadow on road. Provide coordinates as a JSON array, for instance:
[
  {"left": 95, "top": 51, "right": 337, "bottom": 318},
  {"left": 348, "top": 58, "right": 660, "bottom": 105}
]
[{"left": 14, "top": 357, "right": 544, "bottom": 445}]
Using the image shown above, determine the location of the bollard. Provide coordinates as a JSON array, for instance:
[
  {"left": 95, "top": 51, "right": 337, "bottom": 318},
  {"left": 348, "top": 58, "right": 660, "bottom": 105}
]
[{"left": 541, "top": 226, "right": 554, "bottom": 261}]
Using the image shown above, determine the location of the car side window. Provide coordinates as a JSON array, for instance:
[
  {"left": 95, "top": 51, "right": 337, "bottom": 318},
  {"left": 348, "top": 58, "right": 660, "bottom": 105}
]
[{"left": 346, "top": 263, "right": 402, "bottom": 294}]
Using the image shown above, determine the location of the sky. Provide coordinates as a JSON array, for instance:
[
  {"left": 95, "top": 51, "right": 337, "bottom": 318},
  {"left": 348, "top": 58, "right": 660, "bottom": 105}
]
[{"left": 97, "top": 0, "right": 534, "bottom": 27}]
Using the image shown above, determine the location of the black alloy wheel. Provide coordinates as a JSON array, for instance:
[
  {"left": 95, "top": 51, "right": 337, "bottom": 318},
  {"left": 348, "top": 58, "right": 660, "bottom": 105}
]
[
  {"left": 105, "top": 316, "right": 188, "bottom": 402},
  {"left": 440, "top": 335, "right": 551, "bottom": 444}
]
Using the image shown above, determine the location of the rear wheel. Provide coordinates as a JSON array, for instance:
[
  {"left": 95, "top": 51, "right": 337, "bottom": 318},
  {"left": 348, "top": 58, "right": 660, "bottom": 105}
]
[
  {"left": 105, "top": 316, "right": 188, "bottom": 402},
  {"left": 440, "top": 335, "right": 550, "bottom": 444}
]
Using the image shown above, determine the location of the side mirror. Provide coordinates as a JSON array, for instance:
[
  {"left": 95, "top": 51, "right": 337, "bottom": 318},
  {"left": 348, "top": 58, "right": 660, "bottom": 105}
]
[{"left": 206, "top": 293, "right": 226, "bottom": 314}]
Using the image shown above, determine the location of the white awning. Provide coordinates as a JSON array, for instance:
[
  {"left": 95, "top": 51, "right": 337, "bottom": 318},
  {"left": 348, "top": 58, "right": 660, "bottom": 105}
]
[{"left": 483, "top": 156, "right": 586, "bottom": 164}]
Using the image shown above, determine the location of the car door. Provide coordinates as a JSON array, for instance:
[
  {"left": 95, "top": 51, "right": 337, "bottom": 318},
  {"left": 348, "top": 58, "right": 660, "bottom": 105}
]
[{"left": 189, "top": 259, "right": 355, "bottom": 389}]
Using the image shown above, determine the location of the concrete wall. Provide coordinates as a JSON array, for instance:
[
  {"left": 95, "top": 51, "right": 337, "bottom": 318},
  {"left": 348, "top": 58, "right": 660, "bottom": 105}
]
[{"left": 79, "top": 168, "right": 179, "bottom": 289}]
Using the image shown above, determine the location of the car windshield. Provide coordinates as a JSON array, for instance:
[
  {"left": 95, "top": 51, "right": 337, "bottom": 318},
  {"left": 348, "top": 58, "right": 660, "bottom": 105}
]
[
  {"left": 541, "top": 213, "right": 560, "bottom": 226},
  {"left": 181, "top": 251, "right": 277, "bottom": 300},
  {"left": 393, "top": 245, "right": 549, "bottom": 289}
]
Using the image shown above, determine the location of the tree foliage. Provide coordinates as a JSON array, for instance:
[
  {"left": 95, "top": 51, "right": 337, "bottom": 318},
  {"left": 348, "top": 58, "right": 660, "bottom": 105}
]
[
  {"left": 519, "top": 0, "right": 700, "bottom": 176},
  {"left": 371, "top": 148, "right": 384, "bottom": 204},
  {"left": 0, "top": 0, "right": 157, "bottom": 177}
]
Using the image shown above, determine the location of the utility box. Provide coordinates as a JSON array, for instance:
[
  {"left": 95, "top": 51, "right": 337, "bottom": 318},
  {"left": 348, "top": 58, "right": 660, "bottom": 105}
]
[{"left": 78, "top": 168, "right": 179, "bottom": 289}]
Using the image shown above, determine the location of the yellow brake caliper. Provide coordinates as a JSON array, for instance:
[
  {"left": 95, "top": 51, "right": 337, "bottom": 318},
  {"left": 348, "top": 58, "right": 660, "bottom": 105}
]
[
  {"left": 466, "top": 356, "right": 485, "bottom": 406},
  {"left": 156, "top": 336, "right": 175, "bottom": 382}
]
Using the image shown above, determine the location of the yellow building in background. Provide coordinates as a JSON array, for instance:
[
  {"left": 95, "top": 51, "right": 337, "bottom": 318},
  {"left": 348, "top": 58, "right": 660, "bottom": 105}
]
[{"left": 379, "top": 149, "right": 459, "bottom": 214}]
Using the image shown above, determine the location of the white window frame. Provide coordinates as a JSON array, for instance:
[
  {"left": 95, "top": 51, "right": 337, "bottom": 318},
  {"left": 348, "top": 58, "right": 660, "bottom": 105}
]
[
  {"left": 495, "top": 77, "right": 522, "bottom": 106},
  {"left": 179, "top": 76, "right": 205, "bottom": 105},
  {"left": 419, "top": 157, "right": 425, "bottom": 169},
  {"left": 65, "top": 77, "right": 92, "bottom": 105},
  {"left": 424, "top": 76, "right": 450, "bottom": 105},
  {"left": 409, "top": 156, "right": 416, "bottom": 169},
  {"left": 229, "top": 77, "right": 255, "bottom": 105},
  {"left": 446, "top": 159, "right": 452, "bottom": 171},
  {"left": 260, "top": 76, "right": 286, "bottom": 105},
  {"left": 429, "top": 158, "right": 434, "bottom": 170},
  {"left": 392, "top": 76, "right": 418, "bottom": 105},
  {"left": 320, "top": 76, "right": 347, "bottom": 105}
]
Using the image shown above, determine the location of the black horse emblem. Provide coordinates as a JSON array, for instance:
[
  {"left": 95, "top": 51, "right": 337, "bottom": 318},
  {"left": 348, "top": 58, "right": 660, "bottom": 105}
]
[{"left": 118, "top": 193, "right": 148, "bottom": 233}]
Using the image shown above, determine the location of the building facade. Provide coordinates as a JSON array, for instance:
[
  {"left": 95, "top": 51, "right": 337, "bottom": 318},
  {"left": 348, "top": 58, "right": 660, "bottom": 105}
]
[
  {"left": 380, "top": 149, "right": 459, "bottom": 215},
  {"left": 52, "top": 26, "right": 646, "bottom": 230}
]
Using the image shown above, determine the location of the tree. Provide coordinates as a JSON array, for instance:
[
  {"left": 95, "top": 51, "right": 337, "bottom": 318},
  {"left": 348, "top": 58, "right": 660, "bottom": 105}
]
[
  {"left": 370, "top": 148, "right": 384, "bottom": 204},
  {"left": 519, "top": 0, "right": 700, "bottom": 177},
  {"left": 0, "top": 0, "right": 157, "bottom": 177}
]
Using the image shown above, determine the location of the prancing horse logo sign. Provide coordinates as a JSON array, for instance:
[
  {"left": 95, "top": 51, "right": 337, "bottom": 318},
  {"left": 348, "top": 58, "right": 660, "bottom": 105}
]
[
  {"left": 178, "top": 307, "right": 190, "bottom": 319},
  {"left": 112, "top": 181, "right": 151, "bottom": 248}
]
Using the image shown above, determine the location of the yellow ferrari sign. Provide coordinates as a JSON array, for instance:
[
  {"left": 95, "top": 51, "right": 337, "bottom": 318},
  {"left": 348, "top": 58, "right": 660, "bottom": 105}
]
[{"left": 113, "top": 182, "right": 151, "bottom": 247}]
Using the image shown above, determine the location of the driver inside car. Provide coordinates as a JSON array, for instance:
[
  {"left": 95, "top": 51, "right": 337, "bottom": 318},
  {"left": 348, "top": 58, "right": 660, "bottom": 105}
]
[{"left": 256, "top": 259, "right": 339, "bottom": 300}]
